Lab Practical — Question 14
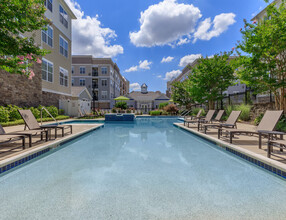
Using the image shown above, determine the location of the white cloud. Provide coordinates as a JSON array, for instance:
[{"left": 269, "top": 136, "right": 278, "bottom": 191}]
[
  {"left": 124, "top": 60, "right": 152, "bottom": 72},
  {"left": 193, "top": 13, "right": 236, "bottom": 42},
  {"left": 179, "top": 54, "right": 202, "bottom": 67},
  {"left": 164, "top": 70, "right": 181, "bottom": 81},
  {"left": 139, "top": 60, "right": 152, "bottom": 70},
  {"left": 177, "top": 38, "right": 190, "bottom": 46},
  {"left": 125, "top": 66, "right": 138, "bottom": 73},
  {"left": 161, "top": 56, "right": 174, "bottom": 63},
  {"left": 65, "top": 0, "right": 123, "bottom": 58},
  {"left": 157, "top": 75, "right": 162, "bottom": 78},
  {"left": 130, "top": 83, "right": 141, "bottom": 91},
  {"left": 130, "top": 0, "right": 202, "bottom": 47}
]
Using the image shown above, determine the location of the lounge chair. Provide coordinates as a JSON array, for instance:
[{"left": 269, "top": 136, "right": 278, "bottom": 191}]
[
  {"left": 212, "top": 110, "right": 225, "bottom": 123},
  {"left": 268, "top": 138, "right": 286, "bottom": 158},
  {"left": 218, "top": 110, "right": 283, "bottom": 149},
  {"left": 202, "top": 111, "right": 242, "bottom": 134},
  {"left": 184, "top": 110, "right": 216, "bottom": 131},
  {"left": 0, "top": 124, "right": 48, "bottom": 148},
  {"left": 184, "top": 109, "right": 202, "bottom": 125},
  {"left": 0, "top": 126, "right": 26, "bottom": 150},
  {"left": 18, "top": 110, "right": 72, "bottom": 139}
]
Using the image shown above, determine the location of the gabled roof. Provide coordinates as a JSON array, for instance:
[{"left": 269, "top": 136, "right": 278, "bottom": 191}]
[
  {"left": 71, "top": 87, "right": 92, "bottom": 99},
  {"left": 155, "top": 94, "right": 170, "bottom": 100}
]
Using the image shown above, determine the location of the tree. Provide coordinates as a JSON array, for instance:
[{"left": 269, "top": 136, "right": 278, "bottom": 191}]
[
  {"left": 115, "top": 102, "right": 127, "bottom": 110},
  {"left": 189, "top": 53, "right": 236, "bottom": 109},
  {"left": 236, "top": 0, "right": 286, "bottom": 111},
  {"left": 171, "top": 80, "right": 193, "bottom": 107},
  {"left": 0, "top": 0, "right": 50, "bottom": 78}
]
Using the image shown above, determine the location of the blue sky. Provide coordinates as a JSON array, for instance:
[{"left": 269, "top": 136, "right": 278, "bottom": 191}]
[{"left": 66, "top": 0, "right": 269, "bottom": 93}]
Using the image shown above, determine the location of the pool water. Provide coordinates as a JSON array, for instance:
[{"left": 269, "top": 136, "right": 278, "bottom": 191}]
[{"left": 1, "top": 118, "right": 286, "bottom": 219}]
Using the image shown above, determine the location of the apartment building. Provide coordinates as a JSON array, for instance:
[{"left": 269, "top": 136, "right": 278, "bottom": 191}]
[
  {"left": 166, "top": 59, "right": 200, "bottom": 98},
  {"left": 72, "top": 55, "right": 130, "bottom": 109},
  {"left": 39, "top": 0, "right": 77, "bottom": 105},
  {"left": 166, "top": 57, "right": 246, "bottom": 98},
  {"left": 0, "top": 0, "right": 77, "bottom": 108}
]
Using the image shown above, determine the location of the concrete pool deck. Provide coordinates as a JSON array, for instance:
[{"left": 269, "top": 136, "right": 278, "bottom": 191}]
[
  {"left": 175, "top": 122, "right": 286, "bottom": 172},
  {"left": 0, "top": 120, "right": 104, "bottom": 166}
]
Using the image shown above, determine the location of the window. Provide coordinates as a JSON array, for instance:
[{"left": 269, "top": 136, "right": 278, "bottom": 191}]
[
  {"left": 42, "top": 59, "right": 53, "bottom": 82},
  {"left": 44, "top": 0, "right": 53, "bottom": 12},
  {"left": 101, "top": 67, "right": 107, "bottom": 74},
  {"left": 59, "top": 4, "right": 68, "bottom": 28},
  {"left": 101, "top": 91, "right": 107, "bottom": 99},
  {"left": 92, "top": 67, "right": 98, "bottom": 76},
  {"left": 79, "top": 79, "right": 85, "bottom": 86},
  {"left": 72, "top": 66, "right": 74, "bottom": 74},
  {"left": 59, "top": 67, "right": 68, "bottom": 87},
  {"left": 80, "top": 67, "right": 85, "bottom": 74},
  {"left": 102, "top": 79, "right": 107, "bottom": 86},
  {"left": 42, "top": 26, "right": 53, "bottom": 47},
  {"left": 72, "top": 79, "right": 74, "bottom": 86},
  {"left": 59, "top": 36, "right": 68, "bottom": 57}
]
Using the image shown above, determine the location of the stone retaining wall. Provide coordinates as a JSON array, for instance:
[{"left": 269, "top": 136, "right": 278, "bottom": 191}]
[{"left": 0, "top": 62, "right": 42, "bottom": 107}]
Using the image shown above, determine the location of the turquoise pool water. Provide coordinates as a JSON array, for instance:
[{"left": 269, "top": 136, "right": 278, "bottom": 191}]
[{"left": 1, "top": 118, "right": 286, "bottom": 219}]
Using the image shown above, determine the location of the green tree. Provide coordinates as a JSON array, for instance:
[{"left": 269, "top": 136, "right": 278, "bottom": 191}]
[
  {"left": 189, "top": 53, "right": 236, "bottom": 109},
  {"left": 236, "top": 0, "right": 286, "bottom": 111},
  {"left": 0, "top": 0, "right": 50, "bottom": 78},
  {"left": 171, "top": 80, "right": 193, "bottom": 107}
]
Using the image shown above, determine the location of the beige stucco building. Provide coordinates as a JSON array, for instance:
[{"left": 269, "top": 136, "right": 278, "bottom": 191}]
[{"left": 0, "top": 0, "right": 77, "bottom": 108}]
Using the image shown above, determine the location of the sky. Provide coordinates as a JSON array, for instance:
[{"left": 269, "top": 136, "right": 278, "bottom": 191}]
[{"left": 65, "top": 0, "right": 269, "bottom": 93}]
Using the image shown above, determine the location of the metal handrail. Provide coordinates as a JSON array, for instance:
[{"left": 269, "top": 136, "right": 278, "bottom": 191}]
[
  {"left": 181, "top": 110, "right": 191, "bottom": 116},
  {"left": 40, "top": 107, "right": 58, "bottom": 125}
]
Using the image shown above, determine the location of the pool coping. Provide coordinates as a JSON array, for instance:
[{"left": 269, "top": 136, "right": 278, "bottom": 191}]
[
  {"left": 0, "top": 124, "right": 104, "bottom": 174},
  {"left": 174, "top": 122, "right": 286, "bottom": 178}
]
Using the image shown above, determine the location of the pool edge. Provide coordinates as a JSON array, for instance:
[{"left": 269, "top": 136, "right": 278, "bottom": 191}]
[
  {"left": 0, "top": 124, "right": 104, "bottom": 175},
  {"left": 174, "top": 122, "right": 286, "bottom": 179}
]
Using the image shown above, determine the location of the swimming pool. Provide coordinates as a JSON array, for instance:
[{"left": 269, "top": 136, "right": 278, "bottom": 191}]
[{"left": 1, "top": 118, "right": 286, "bottom": 219}]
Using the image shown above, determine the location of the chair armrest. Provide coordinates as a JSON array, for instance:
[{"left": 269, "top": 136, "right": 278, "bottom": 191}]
[
  {"left": 257, "top": 130, "right": 285, "bottom": 135},
  {"left": 220, "top": 123, "right": 235, "bottom": 128}
]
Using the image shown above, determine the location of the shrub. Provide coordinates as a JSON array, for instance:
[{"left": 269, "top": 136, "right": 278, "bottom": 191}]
[
  {"left": 225, "top": 105, "right": 234, "bottom": 117},
  {"left": 150, "top": 110, "right": 162, "bottom": 116},
  {"left": 6, "top": 105, "right": 22, "bottom": 121},
  {"left": 29, "top": 107, "right": 41, "bottom": 119},
  {"left": 112, "top": 108, "right": 117, "bottom": 113},
  {"left": 276, "top": 115, "right": 286, "bottom": 132},
  {"left": 159, "top": 102, "right": 169, "bottom": 109},
  {"left": 254, "top": 113, "right": 264, "bottom": 126},
  {"left": 235, "top": 104, "right": 251, "bottom": 121},
  {"left": 127, "top": 109, "right": 131, "bottom": 113},
  {"left": 58, "top": 109, "right": 65, "bottom": 115},
  {"left": 225, "top": 104, "right": 252, "bottom": 121},
  {"left": 164, "top": 104, "right": 178, "bottom": 115},
  {"left": 192, "top": 108, "right": 205, "bottom": 116},
  {"left": 0, "top": 106, "right": 9, "bottom": 122},
  {"left": 46, "top": 106, "right": 58, "bottom": 118},
  {"left": 37, "top": 105, "right": 47, "bottom": 118},
  {"left": 115, "top": 102, "right": 127, "bottom": 110}
]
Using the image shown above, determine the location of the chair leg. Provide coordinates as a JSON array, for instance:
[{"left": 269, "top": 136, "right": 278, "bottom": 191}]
[
  {"left": 70, "top": 126, "right": 72, "bottom": 134},
  {"left": 267, "top": 142, "right": 271, "bottom": 158},
  {"left": 259, "top": 133, "right": 262, "bottom": 149},
  {"left": 22, "top": 137, "right": 26, "bottom": 149},
  {"left": 29, "top": 135, "right": 32, "bottom": 147},
  {"left": 62, "top": 128, "right": 64, "bottom": 137},
  {"left": 218, "top": 128, "right": 221, "bottom": 139},
  {"left": 230, "top": 133, "right": 233, "bottom": 143},
  {"left": 46, "top": 131, "right": 48, "bottom": 142}
]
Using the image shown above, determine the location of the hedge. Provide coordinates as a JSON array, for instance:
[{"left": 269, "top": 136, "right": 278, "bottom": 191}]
[
  {"left": 1, "top": 115, "right": 70, "bottom": 127},
  {"left": 0, "top": 105, "right": 67, "bottom": 123}
]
